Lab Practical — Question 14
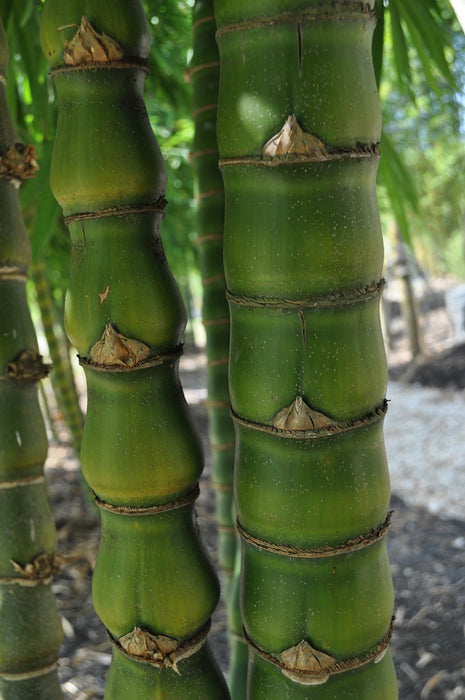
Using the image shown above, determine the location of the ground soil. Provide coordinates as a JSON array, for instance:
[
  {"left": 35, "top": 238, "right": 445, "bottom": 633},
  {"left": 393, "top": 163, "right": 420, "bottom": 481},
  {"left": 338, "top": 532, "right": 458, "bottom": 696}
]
[{"left": 43, "top": 294, "right": 465, "bottom": 699}]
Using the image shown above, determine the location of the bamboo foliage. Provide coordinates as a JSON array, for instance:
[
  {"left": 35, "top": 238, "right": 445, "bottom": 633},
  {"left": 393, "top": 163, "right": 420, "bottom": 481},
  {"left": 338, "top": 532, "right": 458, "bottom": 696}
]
[
  {"left": 214, "top": 1, "right": 398, "bottom": 697},
  {"left": 41, "top": 2, "right": 229, "bottom": 697},
  {"left": 190, "top": 1, "right": 247, "bottom": 695},
  {"left": 0, "top": 17, "right": 63, "bottom": 700}
]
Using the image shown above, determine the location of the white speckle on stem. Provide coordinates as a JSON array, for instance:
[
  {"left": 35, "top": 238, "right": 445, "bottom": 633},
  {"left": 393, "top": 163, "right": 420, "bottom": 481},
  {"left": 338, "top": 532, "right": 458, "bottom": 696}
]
[{"left": 29, "top": 519, "right": 36, "bottom": 542}]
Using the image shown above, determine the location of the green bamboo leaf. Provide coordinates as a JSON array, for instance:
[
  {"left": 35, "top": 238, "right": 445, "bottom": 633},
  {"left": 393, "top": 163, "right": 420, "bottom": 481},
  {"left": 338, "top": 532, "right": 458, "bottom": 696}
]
[
  {"left": 372, "top": 0, "right": 384, "bottom": 89},
  {"left": 388, "top": 0, "right": 414, "bottom": 99},
  {"left": 396, "top": 0, "right": 456, "bottom": 89},
  {"left": 11, "top": 9, "right": 50, "bottom": 129},
  {"left": 18, "top": 0, "right": 36, "bottom": 28},
  {"left": 378, "top": 130, "right": 418, "bottom": 245}
]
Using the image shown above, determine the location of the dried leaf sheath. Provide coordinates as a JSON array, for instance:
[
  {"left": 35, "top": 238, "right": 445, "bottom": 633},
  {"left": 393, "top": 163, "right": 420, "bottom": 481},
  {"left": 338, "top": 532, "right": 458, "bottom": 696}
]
[
  {"left": 215, "top": 0, "right": 397, "bottom": 697},
  {"left": 41, "top": 4, "right": 228, "bottom": 697}
]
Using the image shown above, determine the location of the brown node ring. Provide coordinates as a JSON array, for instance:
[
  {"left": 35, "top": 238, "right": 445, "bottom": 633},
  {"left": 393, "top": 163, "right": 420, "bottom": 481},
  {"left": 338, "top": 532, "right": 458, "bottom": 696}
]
[
  {"left": 94, "top": 483, "right": 201, "bottom": 516},
  {"left": 231, "top": 400, "right": 388, "bottom": 440},
  {"left": 215, "top": 4, "right": 375, "bottom": 39},
  {"left": 226, "top": 279, "right": 386, "bottom": 311},
  {"left": 237, "top": 511, "right": 393, "bottom": 559},
  {"left": 63, "top": 200, "right": 168, "bottom": 226}
]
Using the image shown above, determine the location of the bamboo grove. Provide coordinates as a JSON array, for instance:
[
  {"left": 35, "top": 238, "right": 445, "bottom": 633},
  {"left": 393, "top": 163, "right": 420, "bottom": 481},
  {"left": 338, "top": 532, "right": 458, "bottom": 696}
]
[
  {"left": 40, "top": 1, "right": 229, "bottom": 697},
  {"left": 214, "top": 0, "right": 398, "bottom": 697},
  {"left": 0, "top": 0, "right": 404, "bottom": 696},
  {"left": 0, "top": 17, "right": 63, "bottom": 700},
  {"left": 190, "top": 1, "right": 248, "bottom": 695}
]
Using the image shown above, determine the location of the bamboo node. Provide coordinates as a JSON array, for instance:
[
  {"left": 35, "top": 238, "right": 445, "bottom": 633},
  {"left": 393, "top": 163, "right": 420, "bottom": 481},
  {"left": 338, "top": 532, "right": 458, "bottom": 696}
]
[
  {"left": 64, "top": 200, "right": 167, "bottom": 225},
  {"left": 226, "top": 279, "right": 386, "bottom": 311},
  {"left": 0, "top": 475, "right": 45, "bottom": 490},
  {"left": 273, "top": 396, "right": 333, "bottom": 431},
  {"left": 280, "top": 640, "right": 335, "bottom": 685},
  {"left": 0, "top": 143, "right": 38, "bottom": 184},
  {"left": 89, "top": 323, "right": 151, "bottom": 368},
  {"left": 244, "top": 616, "right": 395, "bottom": 686},
  {"left": 263, "top": 115, "right": 327, "bottom": 159},
  {"left": 6, "top": 349, "right": 50, "bottom": 382},
  {"left": 0, "top": 661, "right": 59, "bottom": 682},
  {"left": 63, "top": 17, "right": 124, "bottom": 66},
  {"left": 94, "top": 484, "right": 200, "bottom": 516},
  {"left": 0, "top": 266, "right": 27, "bottom": 281},
  {"left": 113, "top": 619, "right": 211, "bottom": 674},
  {"left": 237, "top": 511, "right": 393, "bottom": 559},
  {"left": 232, "top": 400, "right": 388, "bottom": 440},
  {"left": 9, "top": 553, "right": 62, "bottom": 583}
]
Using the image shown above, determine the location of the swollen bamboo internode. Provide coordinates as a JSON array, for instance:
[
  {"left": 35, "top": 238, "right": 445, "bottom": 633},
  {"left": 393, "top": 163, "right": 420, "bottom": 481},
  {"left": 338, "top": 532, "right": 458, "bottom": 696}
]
[
  {"left": 0, "top": 18, "right": 63, "bottom": 700},
  {"left": 41, "top": 3, "right": 229, "bottom": 696},
  {"left": 214, "top": 0, "right": 398, "bottom": 696}
]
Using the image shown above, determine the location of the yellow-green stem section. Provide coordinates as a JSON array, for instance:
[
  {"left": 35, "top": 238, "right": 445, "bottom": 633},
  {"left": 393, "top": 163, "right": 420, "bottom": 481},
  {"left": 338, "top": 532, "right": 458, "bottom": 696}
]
[
  {"left": 41, "top": 2, "right": 229, "bottom": 696},
  {"left": 215, "top": 0, "right": 397, "bottom": 696}
]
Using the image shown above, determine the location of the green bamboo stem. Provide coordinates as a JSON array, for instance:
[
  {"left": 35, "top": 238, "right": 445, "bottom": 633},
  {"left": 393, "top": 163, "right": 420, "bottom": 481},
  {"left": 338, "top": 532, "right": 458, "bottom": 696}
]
[
  {"left": 214, "top": 1, "right": 398, "bottom": 697},
  {"left": 40, "top": 3, "right": 229, "bottom": 696},
  {"left": 190, "top": 2, "right": 247, "bottom": 694},
  {"left": 0, "top": 18, "right": 63, "bottom": 700},
  {"left": 31, "top": 257, "right": 84, "bottom": 452},
  {"left": 191, "top": 0, "right": 235, "bottom": 587}
]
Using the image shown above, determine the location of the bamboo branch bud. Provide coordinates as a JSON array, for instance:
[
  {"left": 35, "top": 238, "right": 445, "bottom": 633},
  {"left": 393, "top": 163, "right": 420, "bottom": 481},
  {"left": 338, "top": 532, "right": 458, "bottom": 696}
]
[
  {"left": 262, "top": 115, "right": 327, "bottom": 158},
  {"left": 89, "top": 324, "right": 151, "bottom": 368},
  {"left": 0, "top": 143, "right": 39, "bottom": 183},
  {"left": 272, "top": 396, "right": 333, "bottom": 430},
  {"left": 64, "top": 17, "right": 124, "bottom": 66}
]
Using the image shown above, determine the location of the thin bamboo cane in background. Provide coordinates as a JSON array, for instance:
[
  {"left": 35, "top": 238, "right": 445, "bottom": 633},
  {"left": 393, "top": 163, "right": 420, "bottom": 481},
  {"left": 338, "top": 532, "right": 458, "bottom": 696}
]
[
  {"left": 0, "top": 17, "right": 63, "bottom": 700},
  {"left": 31, "top": 257, "right": 84, "bottom": 452},
  {"left": 190, "top": 2, "right": 248, "bottom": 695}
]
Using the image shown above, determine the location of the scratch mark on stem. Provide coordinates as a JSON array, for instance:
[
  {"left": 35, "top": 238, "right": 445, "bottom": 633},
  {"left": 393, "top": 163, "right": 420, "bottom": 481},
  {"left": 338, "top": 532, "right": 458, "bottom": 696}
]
[
  {"left": 297, "top": 22, "right": 303, "bottom": 76},
  {"left": 299, "top": 307, "right": 306, "bottom": 347}
]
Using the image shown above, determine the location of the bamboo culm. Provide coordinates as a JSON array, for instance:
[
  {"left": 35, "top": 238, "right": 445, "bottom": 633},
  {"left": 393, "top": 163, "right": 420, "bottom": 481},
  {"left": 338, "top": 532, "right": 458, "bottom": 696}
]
[
  {"left": 41, "top": 2, "right": 229, "bottom": 697},
  {"left": 31, "top": 258, "right": 84, "bottom": 452},
  {"left": 190, "top": 1, "right": 247, "bottom": 695},
  {"left": 0, "top": 17, "right": 63, "bottom": 700},
  {"left": 214, "top": 0, "right": 398, "bottom": 696}
]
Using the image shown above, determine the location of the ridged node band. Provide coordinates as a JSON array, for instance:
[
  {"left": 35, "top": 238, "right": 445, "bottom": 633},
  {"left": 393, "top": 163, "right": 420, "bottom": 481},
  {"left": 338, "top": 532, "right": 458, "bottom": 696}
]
[
  {"left": 231, "top": 401, "right": 387, "bottom": 440},
  {"left": 0, "top": 662, "right": 59, "bottom": 682},
  {"left": 94, "top": 483, "right": 200, "bottom": 516},
  {"left": 216, "top": 4, "right": 375, "bottom": 39},
  {"left": 243, "top": 617, "right": 395, "bottom": 686},
  {"left": 109, "top": 618, "right": 212, "bottom": 672},
  {"left": 237, "top": 511, "right": 392, "bottom": 559}
]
